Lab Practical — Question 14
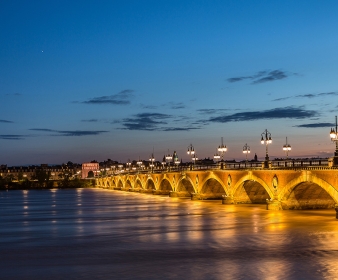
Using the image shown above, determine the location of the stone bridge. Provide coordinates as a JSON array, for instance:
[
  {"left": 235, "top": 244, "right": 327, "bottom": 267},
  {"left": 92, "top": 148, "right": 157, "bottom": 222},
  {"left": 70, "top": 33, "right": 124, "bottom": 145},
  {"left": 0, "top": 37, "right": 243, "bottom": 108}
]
[{"left": 95, "top": 167, "right": 338, "bottom": 217}]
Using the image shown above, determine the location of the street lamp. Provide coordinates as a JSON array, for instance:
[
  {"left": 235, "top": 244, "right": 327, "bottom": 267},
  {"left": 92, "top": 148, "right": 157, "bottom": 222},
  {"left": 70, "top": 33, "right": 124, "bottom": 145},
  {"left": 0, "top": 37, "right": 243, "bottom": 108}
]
[
  {"left": 217, "top": 137, "right": 227, "bottom": 160},
  {"left": 261, "top": 129, "right": 272, "bottom": 168},
  {"left": 173, "top": 151, "right": 180, "bottom": 170},
  {"left": 136, "top": 158, "right": 143, "bottom": 172},
  {"left": 330, "top": 116, "right": 338, "bottom": 165},
  {"left": 243, "top": 143, "right": 251, "bottom": 165},
  {"left": 187, "top": 144, "right": 196, "bottom": 168},
  {"left": 149, "top": 153, "right": 155, "bottom": 173},
  {"left": 165, "top": 150, "right": 173, "bottom": 171},
  {"left": 283, "top": 137, "right": 291, "bottom": 159},
  {"left": 126, "top": 159, "right": 131, "bottom": 171},
  {"left": 214, "top": 150, "right": 221, "bottom": 163}
]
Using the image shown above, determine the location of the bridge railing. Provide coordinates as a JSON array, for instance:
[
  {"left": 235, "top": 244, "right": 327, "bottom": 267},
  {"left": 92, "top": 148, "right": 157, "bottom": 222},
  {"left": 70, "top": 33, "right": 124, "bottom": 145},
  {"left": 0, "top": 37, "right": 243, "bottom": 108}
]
[{"left": 96, "top": 158, "right": 332, "bottom": 178}]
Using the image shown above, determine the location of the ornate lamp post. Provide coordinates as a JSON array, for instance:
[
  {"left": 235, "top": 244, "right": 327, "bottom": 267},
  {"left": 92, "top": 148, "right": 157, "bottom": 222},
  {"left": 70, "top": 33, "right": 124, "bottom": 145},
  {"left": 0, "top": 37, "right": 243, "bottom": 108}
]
[
  {"left": 214, "top": 150, "right": 221, "bottom": 163},
  {"left": 187, "top": 144, "right": 196, "bottom": 169},
  {"left": 330, "top": 116, "right": 338, "bottom": 166},
  {"left": 149, "top": 153, "right": 155, "bottom": 173},
  {"left": 136, "top": 158, "right": 143, "bottom": 173},
  {"left": 126, "top": 159, "right": 131, "bottom": 172},
  {"left": 162, "top": 155, "right": 166, "bottom": 170},
  {"left": 283, "top": 137, "right": 291, "bottom": 159},
  {"left": 217, "top": 137, "right": 227, "bottom": 160},
  {"left": 173, "top": 151, "right": 180, "bottom": 170},
  {"left": 261, "top": 129, "right": 272, "bottom": 168},
  {"left": 243, "top": 143, "right": 250, "bottom": 165},
  {"left": 165, "top": 150, "right": 173, "bottom": 171}
]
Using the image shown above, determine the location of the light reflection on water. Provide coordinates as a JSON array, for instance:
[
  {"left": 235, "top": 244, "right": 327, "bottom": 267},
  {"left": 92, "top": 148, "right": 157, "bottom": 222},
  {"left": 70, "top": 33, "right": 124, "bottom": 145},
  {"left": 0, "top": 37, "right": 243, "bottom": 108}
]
[{"left": 1, "top": 189, "right": 338, "bottom": 279}]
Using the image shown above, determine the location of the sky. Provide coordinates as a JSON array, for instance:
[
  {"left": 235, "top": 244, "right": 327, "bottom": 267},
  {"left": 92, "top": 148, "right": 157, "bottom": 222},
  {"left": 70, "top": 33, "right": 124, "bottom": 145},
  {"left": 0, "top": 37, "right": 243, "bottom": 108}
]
[{"left": 1, "top": 0, "right": 338, "bottom": 166}]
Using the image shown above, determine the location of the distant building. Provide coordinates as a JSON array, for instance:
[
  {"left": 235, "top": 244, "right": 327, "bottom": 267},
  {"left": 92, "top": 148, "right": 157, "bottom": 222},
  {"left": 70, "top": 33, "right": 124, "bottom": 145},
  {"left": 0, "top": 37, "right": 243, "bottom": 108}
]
[{"left": 82, "top": 162, "right": 99, "bottom": 179}]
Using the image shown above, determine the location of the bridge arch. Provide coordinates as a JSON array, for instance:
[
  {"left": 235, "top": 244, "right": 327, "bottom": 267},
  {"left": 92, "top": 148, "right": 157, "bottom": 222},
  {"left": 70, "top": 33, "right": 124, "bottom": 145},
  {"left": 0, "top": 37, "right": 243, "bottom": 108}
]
[
  {"left": 177, "top": 176, "right": 196, "bottom": 193},
  {"left": 145, "top": 178, "right": 155, "bottom": 190},
  {"left": 279, "top": 175, "right": 338, "bottom": 209},
  {"left": 116, "top": 179, "right": 124, "bottom": 189},
  {"left": 159, "top": 178, "right": 173, "bottom": 191},
  {"left": 232, "top": 174, "right": 273, "bottom": 204},
  {"left": 125, "top": 179, "right": 133, "bottom": 190},
  {"left": 199, "top": 175, "right": 228, "bottom": 199},
  {"left": 134, "top": 178, "right": 143, "bottom": 190}
]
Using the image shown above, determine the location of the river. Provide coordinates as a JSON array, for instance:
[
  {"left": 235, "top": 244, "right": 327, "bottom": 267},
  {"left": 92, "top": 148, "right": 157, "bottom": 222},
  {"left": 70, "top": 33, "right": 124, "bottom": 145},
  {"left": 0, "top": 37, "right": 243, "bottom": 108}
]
[{"left": 1, "top": 188, "right": 338, "bottom": 279}]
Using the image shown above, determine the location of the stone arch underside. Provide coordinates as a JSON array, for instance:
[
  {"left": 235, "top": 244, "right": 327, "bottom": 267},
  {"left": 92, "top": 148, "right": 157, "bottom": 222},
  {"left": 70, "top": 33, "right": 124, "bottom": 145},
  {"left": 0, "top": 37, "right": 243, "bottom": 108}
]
[
  {"left": 125, "top": 180, "right": 132, "bottom": 190},
  {"left": 234, "top": 180, "right": 271, "bottom": 204},
  {"left": 117, "top": 180, "right": 123, "bottom": 189},
  {"left": 134, "top": 180, "right": 143, "bottom": 190},
  {"left": 200, "top": 178, "right": 226, "bottom": 199},
  {"left": 157, "top": 179, "right": 173, "bottom": 195},
  {"left": 172, "top": 178, "right": 195, "bottom": 197},
  {"left": 145, "top": 179, "right": 155, "bottom": 190},
  {"left": 281, "top": 182, "right": 336, "bottom": 210}
]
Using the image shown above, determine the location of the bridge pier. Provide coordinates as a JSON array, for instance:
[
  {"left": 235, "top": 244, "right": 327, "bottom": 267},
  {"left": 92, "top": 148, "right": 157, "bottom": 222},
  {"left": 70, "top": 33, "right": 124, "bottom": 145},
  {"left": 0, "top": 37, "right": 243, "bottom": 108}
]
[
  {"left": 191, "top": 193, "right": 201, "bottom": 200},
  {"left": 153, "top": 190, "right": 170, "bottom": 195},
  {"left": 222, "top": 195, "right": 235, "bottom": 204},
  {"left": 169, "top": 191, "right": 191, "bottom": 198},
  {"left": 139, "top": 189, "right": 153, "bottom": 194},
  {"left": 266, "top": 199, "right": 282, "bottom": 210}
]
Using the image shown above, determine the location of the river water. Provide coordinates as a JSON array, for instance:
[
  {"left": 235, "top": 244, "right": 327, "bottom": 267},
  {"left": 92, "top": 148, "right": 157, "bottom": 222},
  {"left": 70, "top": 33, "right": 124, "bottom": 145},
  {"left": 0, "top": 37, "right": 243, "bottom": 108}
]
[{"left": 1, "top": 188, "right": 338, "bottom": 280}]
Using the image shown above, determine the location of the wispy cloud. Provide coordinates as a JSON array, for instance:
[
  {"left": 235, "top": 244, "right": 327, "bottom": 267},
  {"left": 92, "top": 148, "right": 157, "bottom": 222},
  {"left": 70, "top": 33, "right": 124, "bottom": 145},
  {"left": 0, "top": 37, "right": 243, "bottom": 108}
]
[
  {"left": 168, "top": 102, "right": 186, "bottom": 109},
  {"left": 120, "top": 112, "right": 200, "bottom": 131},
  {"left": 0, "top": 134, "right": 25, "bottom": 140},
  {"left": 197, "top": 109, "right": 230, "bottom": 115},
  {"left": 0, "top": 119, "right": 13, "bottom": 123},
  {"left": 227, "top": 70, "right": 290, "bottom": 84},
  {"left": 81, "top": 89, "right": 134, "bottom": 105},
  {"left": 5, "top": 92, "right": 22, "bottom": 96},
  {"left": 140, "top": 104, "right": 158, "bottom": 109},
  {"left": 273, "top": 91, "right": 338, "bottom": 102},
  {"left": 81, "top": 119, "right": 99, "bottom": 122},
  {"left": 294, "top": 122, "right": 334, "bottom": 128},
  {"left": 208, "top": 106, "right": 317, "bottom": 123},
  {"left": 29, "top": 128, "right": 108, "bottom": 136}
]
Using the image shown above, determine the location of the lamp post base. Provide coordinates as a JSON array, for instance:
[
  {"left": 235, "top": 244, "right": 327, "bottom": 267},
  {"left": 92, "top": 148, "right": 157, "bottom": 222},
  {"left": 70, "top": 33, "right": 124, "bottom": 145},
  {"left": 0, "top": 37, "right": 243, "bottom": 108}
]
[{"left": 263, "top": 160, "right": 271, "bottom": 168}]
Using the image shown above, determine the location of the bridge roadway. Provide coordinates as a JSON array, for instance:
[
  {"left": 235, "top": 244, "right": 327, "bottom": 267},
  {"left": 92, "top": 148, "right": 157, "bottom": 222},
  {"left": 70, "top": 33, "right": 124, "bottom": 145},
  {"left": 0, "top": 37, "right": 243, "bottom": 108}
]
[{"left": 95, "top": 161, "right": 338, "bottom": 218}]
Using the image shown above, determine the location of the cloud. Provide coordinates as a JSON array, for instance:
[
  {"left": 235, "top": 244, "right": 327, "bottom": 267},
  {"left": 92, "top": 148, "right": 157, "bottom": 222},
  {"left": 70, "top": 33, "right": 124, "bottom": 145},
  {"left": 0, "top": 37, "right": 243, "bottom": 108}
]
[
  {"left": 81, "top": 89, "right": 134, "bottom": 105},
  {"left": 121, "top": 113, "right": 170, "bottom": 131},
  {"left": 119, "top": 112, "right": 200, "bottom": 131},
  {"left": 0, "top": 134, "right": 25, "bottom": 140},
  {"left": 294, "top": 122, "right": 334, "bottom": 128},
  {"left": 227, "top": 70, "right": 290, "bottom": 84},
  {"left": 169, "top": 102, "right": 186, "bottom": 109},
  {"left": 197, "top": 109, "right": 230, "bottom": 115},
  {"left": 140, "top": 104, "right": 158, "bottom": 109},
  {"left": 0, "top": 119, "right": 13, "bottom": 123},
  {"left": 272, "top": 91, "right": 338, "bottom": 102},
  {"left": 252, "top": 70, "right": 287, "bottom": 84},
  {"left": 208, "top": 106, "right": 318, "bottom": 123},
  {"left": 81, "top": 119, "right": 99, "bottom": 122},
  {"left": 29, "top": 128, "right": 108, "bottom": 136}
]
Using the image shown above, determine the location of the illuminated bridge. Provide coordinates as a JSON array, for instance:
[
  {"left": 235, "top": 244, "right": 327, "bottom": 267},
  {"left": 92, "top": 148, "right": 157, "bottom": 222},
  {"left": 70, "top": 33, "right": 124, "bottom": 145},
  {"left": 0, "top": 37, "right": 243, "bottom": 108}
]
[{"left": 95, "top": 159, "right": 338, "bottom": 218}]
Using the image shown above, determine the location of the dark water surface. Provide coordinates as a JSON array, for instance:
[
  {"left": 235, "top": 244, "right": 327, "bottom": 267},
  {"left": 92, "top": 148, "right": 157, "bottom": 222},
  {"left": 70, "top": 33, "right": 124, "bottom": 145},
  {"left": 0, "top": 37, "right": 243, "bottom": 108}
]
[{"left": 1, "top": 189, "right": 338, "bottom": 280}]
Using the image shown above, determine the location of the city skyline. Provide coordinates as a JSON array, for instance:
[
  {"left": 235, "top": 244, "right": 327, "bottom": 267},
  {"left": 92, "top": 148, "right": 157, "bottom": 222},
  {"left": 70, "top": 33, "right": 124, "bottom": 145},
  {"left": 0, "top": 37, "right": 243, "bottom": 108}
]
[{"left": 1, "top": 0, "right": 338, "bottom": 166}]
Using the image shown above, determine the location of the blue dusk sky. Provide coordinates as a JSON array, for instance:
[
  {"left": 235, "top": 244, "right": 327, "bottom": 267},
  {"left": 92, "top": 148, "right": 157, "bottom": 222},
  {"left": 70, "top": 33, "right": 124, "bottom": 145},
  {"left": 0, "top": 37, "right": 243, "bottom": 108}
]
[{"left": 1, "top": 0, "right": 338, "bottom": 166}]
